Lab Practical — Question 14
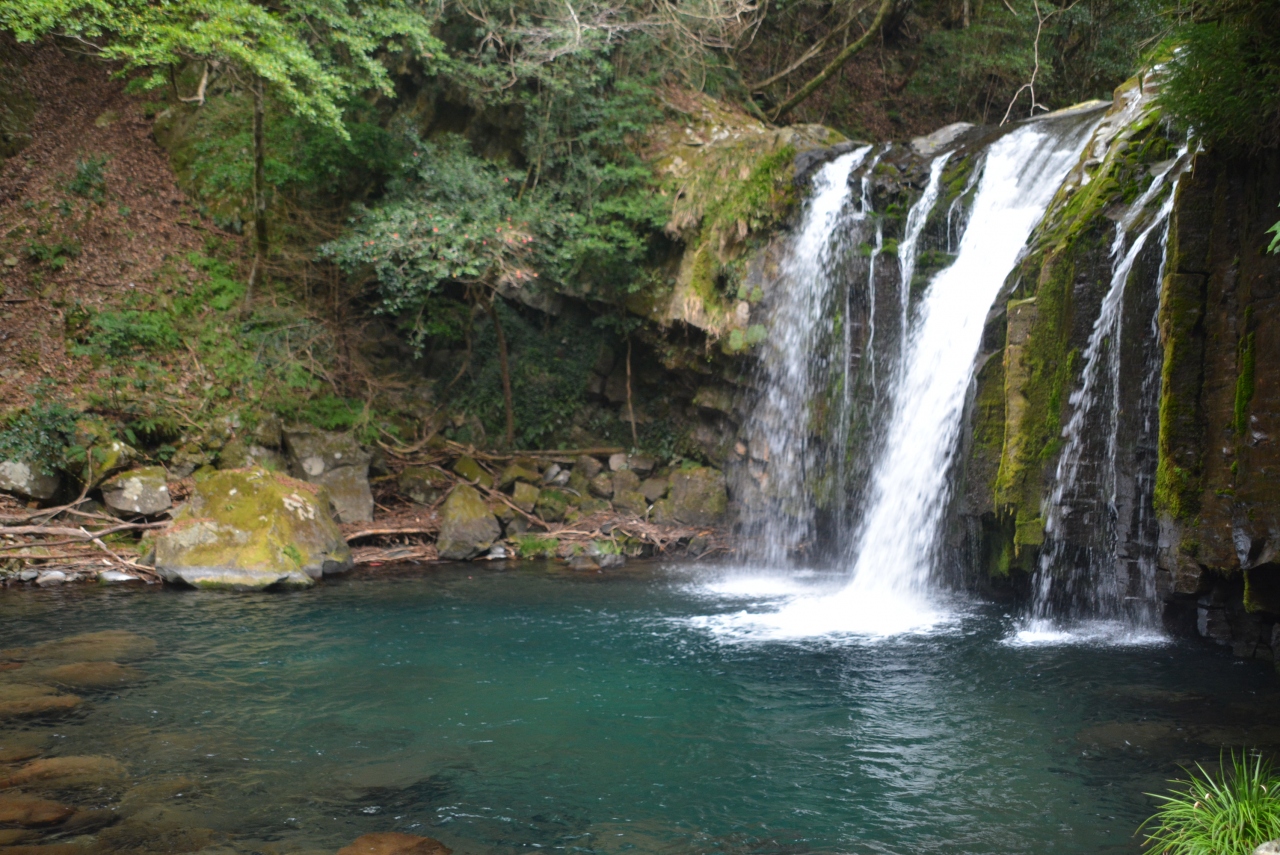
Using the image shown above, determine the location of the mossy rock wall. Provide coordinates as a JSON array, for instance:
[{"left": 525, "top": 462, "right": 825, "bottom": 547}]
[
  {"left": 955, "top": 80, "right": 1180, "bottom": 578},
  {"left": 1155, "top": 148, "right": 1280, "bottom": 592}
]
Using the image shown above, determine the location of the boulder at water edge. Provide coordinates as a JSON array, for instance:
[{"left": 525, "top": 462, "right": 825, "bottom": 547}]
[
  {"left": 0, "top": 460, "right": 59, "bottom": 501},
  {"left": 282, "top": 426, "right": 374, "bottom": 523},
  {"left": 154, "top": 467, "right": 353, "bottom": 590},
  {"left": 100, "top": 466, "right": 171, "bottom": 516},
  {"left": 436, "top": 485, "right": 500, "bottom": 560},
  {"left": 669, "top": 466, "right": 728, "bottom": 526}
]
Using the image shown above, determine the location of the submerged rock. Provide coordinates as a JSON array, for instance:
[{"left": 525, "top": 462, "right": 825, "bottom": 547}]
[
  {"left": 2, "top": 630, "right": 156, "bottom": 663},
  {"left": 0, "top": 755, "right": 126, "bottom": 789},
  {"left": 0, "top": 684, "right": 81, "bottom": 718},
  {"left": 669, "top": 467, "right": 728, "bottom": 525},
  {"left": 0, "top": 460, "right": 59, "bottom": 501},
  {"left": 154, "top": 467, "right": 353, "bottom": 590},
  {"left": 101, "top": 466, "right": 171, "bottom": 516},
  {"left": 283, "top": 426, "right": 374, "bottom": 524},
  {"left": 338, "top": 832, "right": 452, "bottom": 855},
  {"left": 436, "top": 485, "right": 500, "bottom": 560},
  {"left": 0, "top": 792, "right": 75, "bottom": 826},
  {"left": 36, "top": 661, "right": 145, "bottom": 689}
]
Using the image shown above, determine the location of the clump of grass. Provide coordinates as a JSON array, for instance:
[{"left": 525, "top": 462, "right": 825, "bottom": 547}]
[
  {"left": 512, "top": 535, "right": 558, "bottom": 559},
  {"left": 1140, "top": 751, "right": 1280, "bottom": 855}
]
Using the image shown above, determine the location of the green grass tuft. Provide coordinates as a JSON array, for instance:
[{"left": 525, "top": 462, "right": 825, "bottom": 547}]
[{"left": 1140, "top": 751, "right": 1280, "bottom": 855}]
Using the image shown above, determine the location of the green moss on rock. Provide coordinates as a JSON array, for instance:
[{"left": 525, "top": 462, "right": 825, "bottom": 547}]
[{"left": 155, "top": 467, "right": 352, "bottom": 590}]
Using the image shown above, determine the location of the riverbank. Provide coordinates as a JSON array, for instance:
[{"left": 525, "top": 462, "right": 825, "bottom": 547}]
[{"left": 1, "top": 439, "right": 737, "bottom": 590}]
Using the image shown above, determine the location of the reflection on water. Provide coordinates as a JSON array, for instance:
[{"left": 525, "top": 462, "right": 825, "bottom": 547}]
[{"left": 0, "top": 563, "right": 1277, "bottom": 854}]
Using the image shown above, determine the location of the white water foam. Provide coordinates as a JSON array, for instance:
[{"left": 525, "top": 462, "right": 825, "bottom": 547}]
[
  {"left": 1007, "top": 620, "right": 1170, "bottom": 647},
  {"left": 703, "top": 114, "right": 1103, "bottom": 643}
]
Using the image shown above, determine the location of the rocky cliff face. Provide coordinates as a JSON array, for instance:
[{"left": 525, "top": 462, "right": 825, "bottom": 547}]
[
  {"left": 950, "top": 73, "right": 1280, "bottom": 655},
  {"left": 1153, "top": 145, "right": 1280, "bottom": 653}
]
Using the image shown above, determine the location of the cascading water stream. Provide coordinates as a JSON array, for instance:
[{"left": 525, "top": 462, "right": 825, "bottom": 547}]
[
  {"left": 896, "top": 154, "right": 950, "bottom": 364},
  {"left": 726, "top": 112, "right": 1102, "bottom": 639},
  {"left": 747, "top": 147, "right": 870, "bottom": 565},
  {"left": 1020, "top": 145, "right": 1191, "bottom": 638}
]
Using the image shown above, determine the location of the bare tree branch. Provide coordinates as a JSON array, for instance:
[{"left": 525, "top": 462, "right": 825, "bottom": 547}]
[{"left": 770, "top": 0, "right": 893, "bottom": 121}]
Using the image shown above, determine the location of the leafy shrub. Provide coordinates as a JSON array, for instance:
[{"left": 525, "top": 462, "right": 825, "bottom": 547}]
[
  {"left": 0, "top": 387, "right": 80, "bottom": 474},
  {"left": 75, "top": 310, "right": 180, "bottom": 357},
  {"left": 177, "top": 252, "right": 245, "bottom": 314},
  {"left": 68, "top": 154, "right": 109, "bottom": 201},
  {"left": 1140, "top": 751, "right": 1280, "bottom": 855},
  {"left": 1159, "top": 0, "right": 1280, "bottom": 154},
  {"left": 273, "top": 394, "right": 367, "bottom": 433},
  {"left": 26, "top": 237, "right": 80, "bottom": 270}
]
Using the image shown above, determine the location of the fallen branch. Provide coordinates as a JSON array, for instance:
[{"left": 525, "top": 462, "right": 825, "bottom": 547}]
[
  {"left": 345, "top": 527, "right": 438, "bottom": 542},
  {"left": 0, "top": 522, "right": 166, "bottom": 540}
]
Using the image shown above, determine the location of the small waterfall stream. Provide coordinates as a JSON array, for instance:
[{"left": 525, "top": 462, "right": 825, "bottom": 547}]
[
  {"left": 1021, "top": 145, "right": 1192, "bottom": 638},
  {"left": 748, "top": 147, "right": 870, "bottom": 565},
  {"left": 735, "top": 112, "right": 1102, "bottom": 638}
]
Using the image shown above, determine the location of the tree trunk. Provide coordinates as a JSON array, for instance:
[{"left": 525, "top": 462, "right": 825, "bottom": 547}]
[
  {"left": 770, "top": 0, "right": 894, "bottom": 122},
  {"left": 242, "top": 77, "right": 268, "bottom": 319},
  {"left": 625, "top": 337, "right": 638, "bottom": 448},
  {"left": 488, "top": 297, "right": 516, "bottom": 448}
]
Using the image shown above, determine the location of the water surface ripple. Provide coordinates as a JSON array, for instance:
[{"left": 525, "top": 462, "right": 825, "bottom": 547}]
[{"left": 1, "top": 565, "right": 1277, "bottom": 855}]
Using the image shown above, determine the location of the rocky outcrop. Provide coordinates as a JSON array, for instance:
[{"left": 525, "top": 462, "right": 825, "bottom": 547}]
[
  {"left": 669, "top": 466, "right": 729, "bottom": 526},
  {"left": 436, "top": 485, "right": 500, "bottom": 560},
  {"left": 283, "top": 426, "right": 374, "bottom": 524},
  {"left": 100, "top": 466, "right": 171, "bottom": 516},
  {"left": 0, "top": 459, "right": 58, "bottom": 501},
  {"left": 154, "top": 467, "right": 353, "bottom": 590}
]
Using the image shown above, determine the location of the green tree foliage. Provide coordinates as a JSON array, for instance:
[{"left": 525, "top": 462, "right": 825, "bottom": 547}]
[
  {"left": 0, "top": 0, "right": 440, "bottom": 138},
  {"left": 323, "top": 59, "right": 668, "bottom": 349},
  {"left": 1157, "top": 0, "right": 1280, "bottom": 252},
  {"left": 1158, "top": 0, "right": 1280, "bottom": 154}
]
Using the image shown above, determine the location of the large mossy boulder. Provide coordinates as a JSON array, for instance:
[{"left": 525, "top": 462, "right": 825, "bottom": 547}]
[
  {"left": 669, "top": 467, "right": 728, "bottom": 526},
  {"left": 282, "top": 426, "right": 374, "bottom": 524},
  {"left": 0, "top": 460, "right": 59, "bottom": 501},
  {"left": 437, "top": 485, "right": 501, "bottom": 560},
  {"left": 154, "top": 467, "right": 352, "bottom": 590},
  {"left": 100, "top": 467, "right": 171, "bottom": 516}
]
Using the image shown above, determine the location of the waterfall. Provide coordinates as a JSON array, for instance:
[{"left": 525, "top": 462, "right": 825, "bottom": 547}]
[
  {"left": 1020, "top": 145, "right": 1191, "bottom": 638},
  {"left": 732, "top": 112, "right": 1101, "bottom": 640},
  {"left": 747, "top": 147, "right": 870, "bottom": 565}
]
